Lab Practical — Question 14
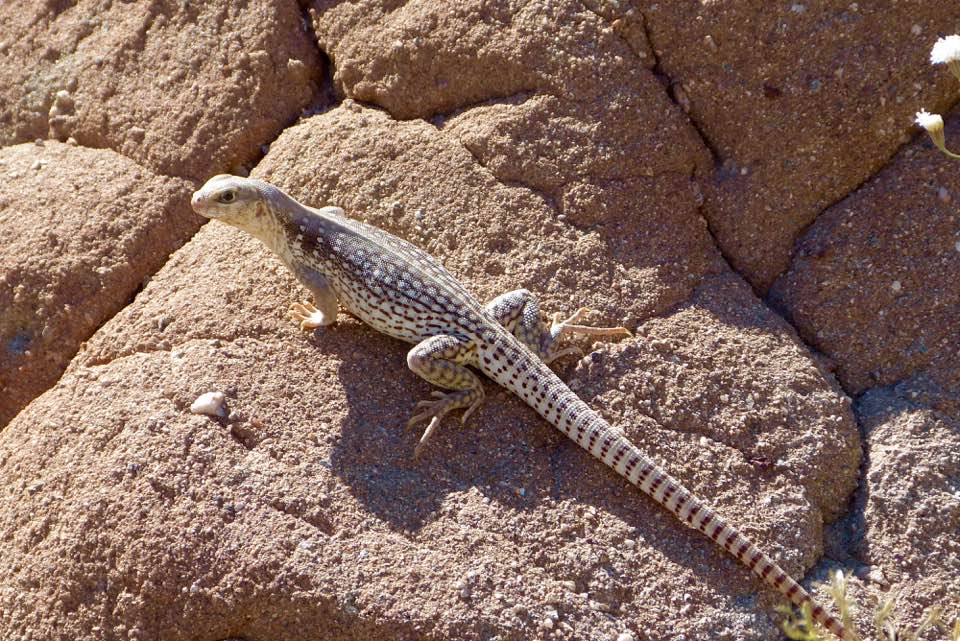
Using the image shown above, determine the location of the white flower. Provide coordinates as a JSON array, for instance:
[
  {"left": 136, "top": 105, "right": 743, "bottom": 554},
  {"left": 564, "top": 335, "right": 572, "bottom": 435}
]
[
  {"left": 915, "top": 110, "right": 960, "bottom": 160},
  {"left": 930, "top": 34, "right": 960, "bottom": 65},
  {"left": 915, "top": 109, "right": 944, "bottom": 133}
]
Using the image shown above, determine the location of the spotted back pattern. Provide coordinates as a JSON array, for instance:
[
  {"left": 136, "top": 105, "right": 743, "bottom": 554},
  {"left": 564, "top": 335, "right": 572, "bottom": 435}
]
[{"left": 259, "top": 191, "right": 488, "bottom": 345}]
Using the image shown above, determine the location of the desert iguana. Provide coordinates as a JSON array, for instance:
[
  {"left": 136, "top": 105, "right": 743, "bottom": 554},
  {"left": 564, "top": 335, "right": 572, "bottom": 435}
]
[{"left": 191, "top": 175, "right": 850, "bottom": 640}]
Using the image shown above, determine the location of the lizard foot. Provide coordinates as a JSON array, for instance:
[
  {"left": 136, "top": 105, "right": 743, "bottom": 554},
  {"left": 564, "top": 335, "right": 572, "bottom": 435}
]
[
  {"left": 407, "top": 389, "right": 484, "bottom": 458},
  {"left": 551, "top": 307, "right": 632, "bottom": 339},
  {"left": 543, "top": 308, "right": 631, "bottom": 364},
  {"left": 288, "top": 301, "right": 332, "bottom": 331}
]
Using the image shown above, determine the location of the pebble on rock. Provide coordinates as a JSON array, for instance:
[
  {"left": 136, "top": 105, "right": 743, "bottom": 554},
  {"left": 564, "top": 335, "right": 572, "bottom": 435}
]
[{"left": 190, "top": 391, "right": 226, "bottom": 417}]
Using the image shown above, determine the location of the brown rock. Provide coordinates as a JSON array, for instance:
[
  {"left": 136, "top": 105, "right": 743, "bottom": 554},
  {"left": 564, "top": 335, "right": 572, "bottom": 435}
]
[
  {"left": 0, "top": 103, "right": 858, "bottom": 640},
  {"left": 0, "top": 0, "right": 323, "bottom": 180},
  {"left": 637, "top": 1, "right": 960, "bottom": 290},
  {"left": 0, "top": 141, "right": 198, "bottom": 429},
  {"left": 310, "top": 0, "right": 717, "bottom": 324},
  {"left": 851, "top": 378, "right": 960, "bottom": 627},
  {"left": 770, "top": 105, "right": 960, "bottom": 629},
  {"left": 771, "top": 105, "right": 960, "bottom": 633},
  {"left": 13, "top": 0, "right": 960, "bottom": 637},
  {"left": 770, "top": 107, "right": 960, "bottom": 396}
]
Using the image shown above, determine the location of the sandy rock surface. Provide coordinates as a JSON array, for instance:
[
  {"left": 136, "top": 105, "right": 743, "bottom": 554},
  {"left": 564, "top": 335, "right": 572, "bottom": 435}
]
[
  {"left": 771, "top": 107, "right": 960, "bottom": 632},
  {"left": 0, "top": 141, "right": 198, "bottom": 428},
  {"left": 637, "top": 1, "right": 960, "bottom": 291},
  {"left": 849, "top": 379, "right": 960, "bottom": 628},
  {"left": 0, "top": 105, "right": 859, "bottom": 641},
  {"left": 0, "top": 0, "right": 322, "bottom": 180},
  {"left": 0, "top": 0, "right": 957, "bottom": 639},
  {"left": 771, "top": 108, "right": 960, "bottom": 396}
]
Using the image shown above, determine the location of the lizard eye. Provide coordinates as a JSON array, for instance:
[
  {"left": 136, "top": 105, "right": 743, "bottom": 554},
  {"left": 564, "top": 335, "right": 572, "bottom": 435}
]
[{"left": 218, "top": 190, "right": 236, "bottom": 204}]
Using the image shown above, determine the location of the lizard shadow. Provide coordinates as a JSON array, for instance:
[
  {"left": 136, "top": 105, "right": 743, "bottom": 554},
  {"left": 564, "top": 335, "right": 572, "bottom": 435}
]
[
  {"left": 318, "top": 322, "right": 536, "bottom": 532},
  {"left": 317, "top": 322, "right": 754, "bottom": 600}
]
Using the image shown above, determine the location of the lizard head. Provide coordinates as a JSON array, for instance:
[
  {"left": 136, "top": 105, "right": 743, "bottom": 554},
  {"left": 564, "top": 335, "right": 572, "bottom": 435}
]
[
  {"left": 191, "top": 175, "right": 309, "bottom": 257},
  {"left": 191, "top": 174, "right": 269, "bottom": 227}
]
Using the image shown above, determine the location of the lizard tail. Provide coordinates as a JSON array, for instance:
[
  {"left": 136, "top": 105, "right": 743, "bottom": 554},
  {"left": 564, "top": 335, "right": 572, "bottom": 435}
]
[
  {"left": 508, "top": 357, "right": 852, "bottom": 640},
  {"left": 609, "top": 438, "right": 852, "bottom": 641}
]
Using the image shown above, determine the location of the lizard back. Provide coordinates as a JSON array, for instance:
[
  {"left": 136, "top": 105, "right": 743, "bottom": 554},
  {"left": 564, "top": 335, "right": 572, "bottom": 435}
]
[{"left": 279, "top": 204, "right": 492, "bottom": 345}]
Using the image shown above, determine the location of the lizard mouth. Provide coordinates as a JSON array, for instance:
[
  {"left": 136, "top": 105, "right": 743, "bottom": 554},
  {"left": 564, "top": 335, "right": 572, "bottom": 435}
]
[{"left": 190, "top": 190, "right": 217, "bottom": 218}]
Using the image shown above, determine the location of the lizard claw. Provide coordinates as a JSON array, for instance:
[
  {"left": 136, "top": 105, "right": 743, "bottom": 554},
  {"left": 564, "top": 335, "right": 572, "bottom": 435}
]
[
  {"left": 407, "top": 397, "right": 456, "bottom": 431},
  {"left": 407, "top": 388, "right": 484, "bottom": 458},
  {"left": 413, "top": 417, "right": 442, "bottom": 460},
  {"left": 542, "top": 307, "right": 631, "bottom": 364},
  {"left": 542, "top": 345, "right": 585, "bottom": 365},
  {"left": 288, "top": 301, "right": 331, "bottom": 331}
]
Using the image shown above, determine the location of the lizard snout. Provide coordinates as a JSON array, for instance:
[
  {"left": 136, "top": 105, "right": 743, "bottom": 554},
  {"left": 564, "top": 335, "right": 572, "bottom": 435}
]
[{"left": 190, "top": 189, "right": 213, "bottom": 217}]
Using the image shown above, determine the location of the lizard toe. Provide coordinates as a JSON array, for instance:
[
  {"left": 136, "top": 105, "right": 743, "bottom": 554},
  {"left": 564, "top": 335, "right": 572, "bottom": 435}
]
[{"left": 289, "top": 301, "right": 329, "bottom": 331}]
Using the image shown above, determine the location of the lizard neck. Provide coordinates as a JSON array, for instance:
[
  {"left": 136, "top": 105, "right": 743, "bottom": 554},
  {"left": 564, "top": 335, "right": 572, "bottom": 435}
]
[
  {"left": 219, "top": 182, "right": 302, "bottom": 258},
  {"left": 233, "top": 207, "right": 290, "bottom": 258},
  {"left": 241, "top": 187, "right": 341, "bottom": 270}
]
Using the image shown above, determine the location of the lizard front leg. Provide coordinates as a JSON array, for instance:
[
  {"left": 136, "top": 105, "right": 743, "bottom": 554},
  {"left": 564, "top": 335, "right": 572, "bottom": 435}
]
[
  {"left": 288, "top": 263, "right": 340, "bottom": 331},
  {"left": 484, "top": 289, "right": 631, "bottom": 364},
  {"left": 406, "top": 334, "right": 484, "bottom": 457}
]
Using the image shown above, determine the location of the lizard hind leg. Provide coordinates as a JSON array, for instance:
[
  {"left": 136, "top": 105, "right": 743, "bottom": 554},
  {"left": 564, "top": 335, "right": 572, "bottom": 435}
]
[
  {"left": 405, "top": 334, "right": 484, "bottom": 458},
  {"left": 484, "top": 289, "right": 631, "bottom": 365}
]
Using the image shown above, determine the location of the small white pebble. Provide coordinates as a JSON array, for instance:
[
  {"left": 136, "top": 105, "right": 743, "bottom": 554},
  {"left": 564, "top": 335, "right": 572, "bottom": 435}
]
[
  {"left": 190, "top": 391, "right": 226, "bottom": 417},
  {"left": 868, "top": 567, "right": 888, "bottom": 587},
  {"left": 790, "top": 3, "right": 806, "bottom": 13},
  {"left": 617, "top": 632, "right": 637, "bottom": 641},
  {"left": 891, "top": 280, "right": 902, "bottom": 293},
  {"left": 938, "top": 186, "right": 951, "bottom": 203},
  {"left": 954, "top": 240, "right": 960, "bottom": 252},
  {"left": 66, "top": 137, "right": 78, "bottom": 146},
  {"left": 910, "top": 24, "right": 922, "bottom": 36}
]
